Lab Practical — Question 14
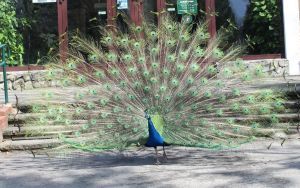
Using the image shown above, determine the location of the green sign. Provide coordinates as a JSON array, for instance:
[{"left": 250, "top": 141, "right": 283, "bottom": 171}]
[{"left": 177, "top": 0, "right": 198, "bottom": 15}]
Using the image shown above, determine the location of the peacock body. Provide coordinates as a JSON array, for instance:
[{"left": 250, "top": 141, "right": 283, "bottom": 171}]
[{"left": 38, "top": 14, "right": 287, "bottom": 154}]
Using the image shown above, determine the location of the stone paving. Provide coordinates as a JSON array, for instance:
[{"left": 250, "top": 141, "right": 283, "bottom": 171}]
[{"left": 0, "top": 138, "right": 299, "bottom": 188}]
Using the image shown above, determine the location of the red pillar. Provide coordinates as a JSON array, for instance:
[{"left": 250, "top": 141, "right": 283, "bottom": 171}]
[
  {"left": 205, "top": 0, "right": 216, "bottom": 39},
  {"left": 57, "top": 0, "right": 68, "bottom": 62},
  {"left": 129, "top": 0, "right": 143, "bottom": 25},
  {"left": 107, "top": 0, "right": 117, "bottom": 26}
]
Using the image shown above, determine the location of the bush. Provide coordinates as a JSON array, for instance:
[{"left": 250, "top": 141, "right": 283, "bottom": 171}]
[{"left": 0, "top": 0, "right": 27, "bottom": 65}]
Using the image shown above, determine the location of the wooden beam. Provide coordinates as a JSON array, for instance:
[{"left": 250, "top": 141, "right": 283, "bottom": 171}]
[
  {"left": 57, "top": 0, "right": 68, "bottom": 62},
  {"left": 205, "top": 0, "right": 216, "bottom": 39}
]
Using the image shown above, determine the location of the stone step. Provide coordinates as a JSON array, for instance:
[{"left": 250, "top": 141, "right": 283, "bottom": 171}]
[{"left": 0, "top": 139, "right": 61, "bottom": 151}]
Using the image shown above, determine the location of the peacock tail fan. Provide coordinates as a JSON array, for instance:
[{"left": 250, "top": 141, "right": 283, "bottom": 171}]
[{"left": 36, "top": 14, "right": 289, "bottom": 152}]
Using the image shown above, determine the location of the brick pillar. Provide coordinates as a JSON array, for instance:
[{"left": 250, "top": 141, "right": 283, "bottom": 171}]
[{"left": 0, "top": 104, "right": 13, "bottom": 143}]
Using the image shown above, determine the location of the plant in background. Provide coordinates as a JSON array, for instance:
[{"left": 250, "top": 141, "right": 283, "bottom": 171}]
[
  {"left": 0, "top": 0, "right": 28, "bottom": 65},
  {"left": 243, "top": 0, "right": 283, "bottom": 54}
]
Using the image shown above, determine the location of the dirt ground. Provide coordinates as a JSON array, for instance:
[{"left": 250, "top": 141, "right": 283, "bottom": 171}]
[{"left": 0, "top": 138, "right": 300, "bottom": 188}]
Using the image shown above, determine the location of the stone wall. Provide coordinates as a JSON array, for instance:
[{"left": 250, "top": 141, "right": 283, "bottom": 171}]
[
  {"left": 0, "top": 70, "right": 61, "bottom": 91},
  {"left": 0, "top": 59, "right": 289, "bottom": 91}
]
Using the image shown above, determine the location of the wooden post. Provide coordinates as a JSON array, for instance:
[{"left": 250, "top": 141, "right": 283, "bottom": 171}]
[
  {"left": 57, "top": 0, "right": 68, "bottom": 62},
  {"left": 107, "top": 0, "right": 117, "bottom": 26},
  {"left": 157, "top": 0, "right": 166, "bottom": 13},
  {"left": 129, "top": 0, "right": 143, "bottom": 25},
  {"left": 205, "top": 0, "right": 216, "bottom": 39}
]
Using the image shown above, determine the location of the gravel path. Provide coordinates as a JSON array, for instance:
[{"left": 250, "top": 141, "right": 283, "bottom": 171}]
[{"left": 0, "top": 139, "right": 300, "bottom": 188}]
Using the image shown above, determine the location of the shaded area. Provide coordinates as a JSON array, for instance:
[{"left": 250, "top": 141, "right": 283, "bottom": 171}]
[{"left": 0, "top": 139, "right": 300, "bottom": 188}]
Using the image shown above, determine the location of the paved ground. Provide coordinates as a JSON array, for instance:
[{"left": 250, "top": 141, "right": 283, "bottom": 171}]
[{"left": 0, "top": 139, "right": 300, "bottom": 188}]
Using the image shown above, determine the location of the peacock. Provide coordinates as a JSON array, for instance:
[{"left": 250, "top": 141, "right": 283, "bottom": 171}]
[{"left": 35, "top": 14, "right": 288, "bottom": 163}]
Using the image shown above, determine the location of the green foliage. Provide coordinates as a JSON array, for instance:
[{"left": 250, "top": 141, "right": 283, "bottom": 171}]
[
  {"left": 0, "top": 0, "right": 27, "bottom": 65},
  {"left": 243, "top": 0, "right": 283, "bottom": 54}
]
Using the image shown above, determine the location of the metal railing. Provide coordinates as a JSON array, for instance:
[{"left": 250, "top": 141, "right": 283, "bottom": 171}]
[{"left": 0, "top": 44, "right": 9, "bottom": 104}]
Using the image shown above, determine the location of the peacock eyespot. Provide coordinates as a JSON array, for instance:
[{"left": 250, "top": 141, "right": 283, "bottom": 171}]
[
  {"left": 150, "top": 77, "right": 158, "bottom": 84},
  {"left": 207, "top": 65, "right": 217, "bottom": 74},
  {"left": 242, "top": 107, "right": 250, "bottom": 115},
  {"left": 87, "top": 102, "right": 95, "bottom": 109},
  {"left": 176, "top": 64, "right": 185, "bottom": 72},
  {"left": 171, "top": 78, "right": 179, "bottom": 87},
  {"left": 167, "top": 40, "right": 175, "bottom": 47},
  {"left": 104, "top": 83, "right": 112, "bottom": 91},
  {"left": 138, "top": 57, "right": 145, "bottom": 64},
  {"left": 201, "top": 78, "right": 208, "bottom": 85},
  {"left": 90, "top": 119, "right": 97, "bottom": 125},
  {"left": 226, "top": 118, "right": 235, "bottom": 125},
  {"left": 190, "top": 63, "right": 200, "bottom": 72},
  {"left": 68, "top": 62, "right": 77, "bottom": 70},
  {"left": 121, "top": 38, "right": 128, "bottom": 45},
  {"left": 107, "top": 124, "right": 113, "bottom": 129},
  {"left": 159, "top": 86, "right": 167, "bottom": 92},
  {"left": 163, "top": 69, "right": 170, "bottom": 76},
  {"left": 151, "top": 48, "right": 159, "bottom": 54},
  {"left": 133, "top": 42, "right": 141, "bottom": 48},
  {"left": 114, "top": 94, "right": 121, "bottom": 101},
  {"left": 246, "top": 96, "right": 255, "bottom": 104},
  {"left": 128, "top": 94, "right": 135, "bottom": 100},
  {"left": 76, "top": 108, "right": 83, "bottom": 114},
  {"left": 134, "top": 81, "right": 141, "bottom": 88},
  {"left": 231, "top": 103, "right": 240, "bottom": 111},
  {"left": 167, "top": 55, "right": 176, "bottom": 63},
  {"left": 151, "top": 62, "right": 159, "bottom": 69},
  {"left": 144, "top": 86, "right": 150, "bottom": 92},
  {"left": 186, "top": 76, "right": 194, "bottom": 84},
  {"left": 232, "top": 88, "right": 241, "bottom": 96},
  {"left": 77, "top": 76, "right": 87, "bottom": 84},
  {"left": 242, "top": 73, "right": 252, "bottom": 81},
  {"left": 177, "top": 92, "right": 184, "bottom": 98},
  {"left": 89, "top": 89, "right": 97, "bottom": 95},
  {"left": 167, "top": 24, "right": 173, "bottom": 31},
  {"left": 150, "top": 31, "right": 157, "bottom": 39},
  {"left": 105, "top": 36, "right": 112, "bottom": 43},
  {"left": 56, "top": 116, "right": 63, "bottom": 122},
  {"left": 135, "top": 26, "right": 142, "bottom": 32},
  {"left": 204, "top": 91, "right": 212, "bottom": 98},
  {"left": 143, "top": 71, "right": 150, "bottom": 78},
  {"left": 165, "top": 96, "right": 171, "bottom": 102}
]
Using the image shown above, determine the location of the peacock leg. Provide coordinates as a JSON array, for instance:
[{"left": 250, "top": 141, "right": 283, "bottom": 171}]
[
  {"left": 154, "top": 147, "right": 160, "bottom": 165},
  {"left": 163, "top": 145, "right": 168, "bottom": 160}
]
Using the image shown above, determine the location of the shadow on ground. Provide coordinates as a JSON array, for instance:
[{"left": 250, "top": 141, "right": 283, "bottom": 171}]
[{"left": 0, "top": 140, "right": 300, "bottom": 188}]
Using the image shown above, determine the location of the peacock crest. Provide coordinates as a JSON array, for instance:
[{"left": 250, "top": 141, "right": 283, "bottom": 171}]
[{"left": 35, "top": 14, "right": 287, "bottom": 151}]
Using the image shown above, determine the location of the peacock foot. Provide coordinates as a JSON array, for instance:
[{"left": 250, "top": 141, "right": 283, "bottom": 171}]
[
  {"left": 163, "top": 153, "right": 168, "bottom": 161},
  {"left": 154, "top": 160, "right": 161, "bottom": 165}
]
